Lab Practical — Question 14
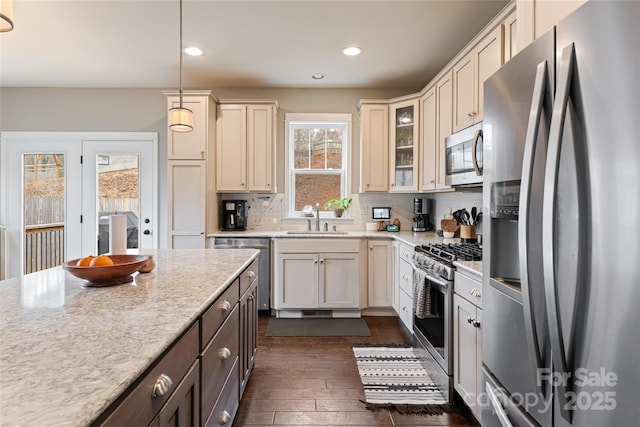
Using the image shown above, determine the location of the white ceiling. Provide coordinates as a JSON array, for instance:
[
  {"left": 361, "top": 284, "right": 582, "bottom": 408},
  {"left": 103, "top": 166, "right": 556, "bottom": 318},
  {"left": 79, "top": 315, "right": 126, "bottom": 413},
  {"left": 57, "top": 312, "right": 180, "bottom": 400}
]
[{"left": 0, "top": 0, "right": 510, "bottom": 90}]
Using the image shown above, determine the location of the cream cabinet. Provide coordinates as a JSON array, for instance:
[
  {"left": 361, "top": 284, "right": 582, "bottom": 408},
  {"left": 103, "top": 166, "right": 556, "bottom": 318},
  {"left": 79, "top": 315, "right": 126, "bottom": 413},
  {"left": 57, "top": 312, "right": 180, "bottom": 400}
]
[
  {"left": 453, "top": 269, "right": 483, "bottom": 420},
  {"left": 168, "top": 161, "right": 208, "bottom": 248},
  {"left": 166, "top": 91, "right": 216, "bottom": 160},
  {"left": 165, "top": 91, "right": 217, "bottom": 248},
  {"left": 435, "top": 71, "right": 454, "bottom": 191},
  {"left": 389, "top": 98, "right": 419, "bottom": 192},
  {"left": 452, "top": 26, "right": 503, "bottom": 132},
  {"left": 503, "top": 11, "right": 518, "bottom": 62},
  {"left": 367, "top": 240, "right": 393, "bottom": 307},
  {"left": 273, "top": 239, "right": 363, "bottom": 315},
  {"left": 359, "top": 102, "right": 389, "bottom": 192},
  {"left": 216, "top": 102, "right": 277, "bottom": 193},
  {"left": 394, "top": 242, "right": 415, "bottom": 331},
  {"left": 419, "top": 87, "right": 437, "bottom": 191},
  {"left": 517, "top": 0, "right": 586, "bottom": 50}
]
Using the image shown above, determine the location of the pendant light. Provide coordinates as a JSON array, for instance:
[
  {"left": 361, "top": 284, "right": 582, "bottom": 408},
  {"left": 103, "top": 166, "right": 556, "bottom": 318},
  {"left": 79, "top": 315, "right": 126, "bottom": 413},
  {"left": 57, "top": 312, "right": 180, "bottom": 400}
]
[
  {"left": 0, "top": 0, "right": 14, "bottom": 32},
  {"left": 168, "top": 0, "right": 193, "bottom": 133}
]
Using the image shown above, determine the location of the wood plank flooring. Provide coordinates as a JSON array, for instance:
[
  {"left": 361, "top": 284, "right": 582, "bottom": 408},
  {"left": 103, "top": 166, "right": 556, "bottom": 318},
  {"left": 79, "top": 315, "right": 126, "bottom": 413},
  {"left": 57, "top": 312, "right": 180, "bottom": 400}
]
[{"left": 234, "top": 316, "right": 479, "bottom": 426}]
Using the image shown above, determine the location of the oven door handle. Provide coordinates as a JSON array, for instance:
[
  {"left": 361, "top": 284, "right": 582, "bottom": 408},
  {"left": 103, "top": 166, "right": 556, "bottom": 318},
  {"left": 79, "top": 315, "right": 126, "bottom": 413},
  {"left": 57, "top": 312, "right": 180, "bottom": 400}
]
[{"left": 412, "top": 266, "right": 450, "bottom": 290}]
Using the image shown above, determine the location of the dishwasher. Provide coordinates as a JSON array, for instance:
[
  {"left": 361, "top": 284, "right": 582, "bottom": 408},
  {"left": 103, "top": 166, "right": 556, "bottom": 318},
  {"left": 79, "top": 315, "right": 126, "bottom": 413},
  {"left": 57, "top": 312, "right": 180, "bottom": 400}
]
[{"left": 213, "top": 237, "right": 271, "bottom": 314}]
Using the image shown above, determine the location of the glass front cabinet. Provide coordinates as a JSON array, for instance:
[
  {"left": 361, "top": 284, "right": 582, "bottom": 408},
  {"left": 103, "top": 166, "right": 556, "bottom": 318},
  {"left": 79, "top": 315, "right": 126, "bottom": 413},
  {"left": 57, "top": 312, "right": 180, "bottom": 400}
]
[{"left": 389, "top": 98, "right": 420, "bottom": 192}]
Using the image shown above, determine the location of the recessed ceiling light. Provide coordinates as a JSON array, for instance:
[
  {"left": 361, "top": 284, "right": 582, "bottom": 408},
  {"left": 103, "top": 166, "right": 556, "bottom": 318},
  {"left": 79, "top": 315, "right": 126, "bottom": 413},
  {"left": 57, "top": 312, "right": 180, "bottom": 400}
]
[
  {"left": 184, "top": 46, "right": 205, "bottom": 56},
  {"left": 342, "top": 46, "right": 362, "bottom": 56},
  {"left": 312, "top": 73, "right": 325, "bottom": 80}
]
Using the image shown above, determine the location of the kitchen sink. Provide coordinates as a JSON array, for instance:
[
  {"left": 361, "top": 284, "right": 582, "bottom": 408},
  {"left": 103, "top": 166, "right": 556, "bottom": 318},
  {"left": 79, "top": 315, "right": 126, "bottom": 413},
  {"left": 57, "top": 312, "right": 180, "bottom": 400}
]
[{"left": 284, "top": 230, "right": 349, "bottom": 235}]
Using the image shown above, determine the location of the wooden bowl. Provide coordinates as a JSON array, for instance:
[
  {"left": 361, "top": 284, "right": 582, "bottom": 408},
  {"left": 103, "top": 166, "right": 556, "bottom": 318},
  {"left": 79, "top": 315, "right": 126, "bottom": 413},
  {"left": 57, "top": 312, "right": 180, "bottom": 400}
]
[{"left": 63, "top": 254, "right": 149, "bottom": 287}]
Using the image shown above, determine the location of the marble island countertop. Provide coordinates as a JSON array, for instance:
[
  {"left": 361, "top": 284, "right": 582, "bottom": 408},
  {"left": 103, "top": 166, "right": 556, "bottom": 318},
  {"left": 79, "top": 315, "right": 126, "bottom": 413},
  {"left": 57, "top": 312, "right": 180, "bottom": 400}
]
[{"left": 0, "top": 248, "right": 258, "bottom": 427}]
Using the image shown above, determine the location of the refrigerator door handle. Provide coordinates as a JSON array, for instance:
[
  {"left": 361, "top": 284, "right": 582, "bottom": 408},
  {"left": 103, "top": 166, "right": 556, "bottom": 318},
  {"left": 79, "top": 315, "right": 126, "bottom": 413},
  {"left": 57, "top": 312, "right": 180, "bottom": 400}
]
[
  {"left": 472, "top": 128, "right": 483, "bottom": 176},
  {"left": 543, "top": 43, "right": 576, "bottom": 424},
  {"left": 486, "top": 381, "right": 514, "bottom": 427},
  {"left": 518, "top": 60, "right": 550, "bottom": 398}
]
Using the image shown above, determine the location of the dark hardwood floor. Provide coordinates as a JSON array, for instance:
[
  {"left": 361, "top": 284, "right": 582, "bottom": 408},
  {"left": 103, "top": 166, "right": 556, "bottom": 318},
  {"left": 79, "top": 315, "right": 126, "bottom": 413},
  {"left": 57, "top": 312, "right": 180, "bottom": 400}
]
[{"left": 234, "top": 315, "right": 479, "bottom": 426}]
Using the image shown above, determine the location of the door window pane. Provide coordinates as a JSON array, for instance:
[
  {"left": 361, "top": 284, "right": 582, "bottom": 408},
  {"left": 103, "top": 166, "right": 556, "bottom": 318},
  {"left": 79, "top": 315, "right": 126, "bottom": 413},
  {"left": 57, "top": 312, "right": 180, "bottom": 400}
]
[
  {"left": 97, "top": 154, "right": 140, "bottom": 255},
  {"left": 23, "top": 154, "right": 65, "bottom": 273}
]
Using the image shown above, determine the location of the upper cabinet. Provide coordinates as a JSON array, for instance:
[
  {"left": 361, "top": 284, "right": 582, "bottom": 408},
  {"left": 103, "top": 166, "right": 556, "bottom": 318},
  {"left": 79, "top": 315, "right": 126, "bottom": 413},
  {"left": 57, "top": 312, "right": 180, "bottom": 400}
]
[
  {"left": 166, "top": 92, "right": 217, "bottom": 160},
  {"left": 517, "top": 0, "right": 586, "bottom": 50},
  {"left": 436, "top": 71, "right": 454, "bottom": 191},
  {"left": 389, "top": 98, "right": 419, "bottom": 192},
  {"left": 503, "top": 11, "right": 518, "bottom": 62},
  {"left": 359, "top": 102, "right": 389, "bottom": 192},
  {"left": 453, "top": 25, "right": 504, "bottom": 133},
  {"left": 216, "top": 101, "right": 277, "bottom": 193},
  {"left": 419, "top": 87, "right": 437, "bottom": 191}
]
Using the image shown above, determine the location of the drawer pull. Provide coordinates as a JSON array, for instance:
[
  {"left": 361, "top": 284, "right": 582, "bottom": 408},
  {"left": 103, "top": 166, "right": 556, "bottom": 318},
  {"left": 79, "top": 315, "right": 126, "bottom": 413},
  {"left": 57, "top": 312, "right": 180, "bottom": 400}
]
[
  {"left": 218, "top": 347, "right": 232, "bottom": 360},
  {"left": 218, "top": 300, "right": 231, "bottom": 312},
  {"left": 248, "top": 271, "right": 256, "bottom": 279},
  {"left": 151, "top": 373, "right": 173, "bottom": 398},
  {"left": 217, "top": 410, "right": 231, "bottom": 425},
  {"left": 469, "top": 288, "right": 481, "bottom": 297}
]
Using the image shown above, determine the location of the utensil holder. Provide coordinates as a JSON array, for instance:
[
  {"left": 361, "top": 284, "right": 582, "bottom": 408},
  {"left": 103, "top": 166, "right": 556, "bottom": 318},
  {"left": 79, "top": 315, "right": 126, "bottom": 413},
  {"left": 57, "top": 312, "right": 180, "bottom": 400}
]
[{"left": 460, "top": 225, "right": 477, "bottom": 242}]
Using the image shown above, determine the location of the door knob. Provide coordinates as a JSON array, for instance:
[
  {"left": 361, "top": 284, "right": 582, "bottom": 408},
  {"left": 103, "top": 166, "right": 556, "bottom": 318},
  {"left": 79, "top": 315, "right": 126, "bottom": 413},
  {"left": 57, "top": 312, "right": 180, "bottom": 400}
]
[
  {"left": 144, "top": 218, "right": 150, "bottom": 224},
  {"left": 143, "top": 230, "right": 151, "bottom": 235}
]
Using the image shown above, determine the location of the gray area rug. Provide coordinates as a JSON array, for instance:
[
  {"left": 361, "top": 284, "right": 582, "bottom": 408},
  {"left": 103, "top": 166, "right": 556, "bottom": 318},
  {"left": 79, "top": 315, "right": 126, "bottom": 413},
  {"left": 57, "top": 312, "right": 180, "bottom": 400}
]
[
  {"left": 353, "top": 345, "right": 453, "bottom": 415},
  {"left": 266, "top": 317, "right": 371, "bottom": 337}
]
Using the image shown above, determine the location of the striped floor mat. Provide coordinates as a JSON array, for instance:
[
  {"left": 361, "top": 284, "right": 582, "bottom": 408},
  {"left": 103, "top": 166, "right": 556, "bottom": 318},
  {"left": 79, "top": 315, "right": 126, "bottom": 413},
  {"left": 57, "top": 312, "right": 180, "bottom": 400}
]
[{"left": 353, "top": 346, "right": 447, "bottom": 406}]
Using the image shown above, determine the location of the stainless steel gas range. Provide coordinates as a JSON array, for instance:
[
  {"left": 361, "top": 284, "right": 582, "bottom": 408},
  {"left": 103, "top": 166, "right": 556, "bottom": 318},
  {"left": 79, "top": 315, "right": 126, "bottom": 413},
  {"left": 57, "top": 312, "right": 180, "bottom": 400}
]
[{"left": 411, "top": 242, "right": 482, "bottom": 401}]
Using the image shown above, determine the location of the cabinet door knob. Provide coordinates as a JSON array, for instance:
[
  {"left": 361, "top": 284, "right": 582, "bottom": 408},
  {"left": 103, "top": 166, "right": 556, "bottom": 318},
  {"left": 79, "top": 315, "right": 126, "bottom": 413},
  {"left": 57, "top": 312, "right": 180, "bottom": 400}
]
[
  {"left": 473, "top": 320, "right": 481, "bottom": 328},
  {"left": 218, "top": 347, "right": 232, "bottom": 360},
  {"left": 241, "top": 183, "right": 245, "bottom": 186},
  {"left": 201, "top": 151, "right": 205, "bottom": 159},
  {"left": 467, "top": 317, "right": 475, "bottom": 324},
  {"left": 248, "top": 271, "right": 256, "bottom": 279},
  {"left": 217, "top": 410, "right": 231, "bottom": 425},
  {"left": 320, "top": 259, "right": 324, "bottom": 264},
  {"left": 218, "top": 300, "right": 231, "bottom": 312},
  {"left": 151, "top": 373, "right": 173, "bottom": 398}
]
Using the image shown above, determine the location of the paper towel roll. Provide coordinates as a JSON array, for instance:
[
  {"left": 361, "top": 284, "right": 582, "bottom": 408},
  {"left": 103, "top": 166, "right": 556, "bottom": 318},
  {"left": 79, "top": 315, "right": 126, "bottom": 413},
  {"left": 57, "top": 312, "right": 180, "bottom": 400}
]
[{"left": 109, "top": 214, "right": 127, "bottom": 254}]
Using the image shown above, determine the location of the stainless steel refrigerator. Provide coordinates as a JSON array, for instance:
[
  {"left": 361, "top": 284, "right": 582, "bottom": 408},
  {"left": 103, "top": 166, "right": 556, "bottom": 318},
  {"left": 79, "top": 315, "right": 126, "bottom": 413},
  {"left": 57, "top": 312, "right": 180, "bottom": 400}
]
[{"left": 482, "top": 1, "right": 640, "bottom": 426}]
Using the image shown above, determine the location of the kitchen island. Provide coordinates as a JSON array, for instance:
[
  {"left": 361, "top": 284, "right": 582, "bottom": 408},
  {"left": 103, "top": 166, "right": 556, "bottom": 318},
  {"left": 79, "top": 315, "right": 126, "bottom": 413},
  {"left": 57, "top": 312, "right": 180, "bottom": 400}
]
[{"left": 0, "top": 248, "right": 258, "bottom": 427}]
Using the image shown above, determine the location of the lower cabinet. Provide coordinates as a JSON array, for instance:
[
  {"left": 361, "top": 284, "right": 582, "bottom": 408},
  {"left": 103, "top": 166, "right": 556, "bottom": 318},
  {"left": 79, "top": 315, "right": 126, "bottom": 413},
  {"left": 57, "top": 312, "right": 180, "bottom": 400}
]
[
  {"left": 153, "top": 361, "right": 201, "bottom": 427},
  {"left": 95, "top": 260, "right": 258, "bottom": 427},
  {"left": 273, "top": 239, "right": 362, "bottom": 314},
  {"left": 393, "top": 242, "right": 415, "bottom": 331},
  {"left": 453, "top": 269, "right": 482, "bottom": 420},
  {"left": 367, "top": 240, "right": 393, "bottom": 307},
  {"left": 240, "top": 277, "right": 258, "bottom": 396}
]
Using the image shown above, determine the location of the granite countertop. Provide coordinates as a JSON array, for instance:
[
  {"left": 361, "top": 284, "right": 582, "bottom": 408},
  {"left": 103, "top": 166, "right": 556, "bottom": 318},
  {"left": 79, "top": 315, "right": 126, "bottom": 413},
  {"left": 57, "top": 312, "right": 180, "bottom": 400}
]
[
  {"left": 0, "top": 248, "right": 258, "bottom": 427},
  {"left": 210, "top": 230, "right": 459, "bottom": 248},
  {"left": 454, "top": 260, "right": 483, "bottom": 278}
]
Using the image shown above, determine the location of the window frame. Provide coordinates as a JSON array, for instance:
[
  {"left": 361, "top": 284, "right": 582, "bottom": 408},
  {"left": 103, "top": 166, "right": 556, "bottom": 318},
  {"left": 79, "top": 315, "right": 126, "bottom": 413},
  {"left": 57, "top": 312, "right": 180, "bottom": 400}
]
[{"left": 284, "top": 113, "right": 352, "bottom": 218}]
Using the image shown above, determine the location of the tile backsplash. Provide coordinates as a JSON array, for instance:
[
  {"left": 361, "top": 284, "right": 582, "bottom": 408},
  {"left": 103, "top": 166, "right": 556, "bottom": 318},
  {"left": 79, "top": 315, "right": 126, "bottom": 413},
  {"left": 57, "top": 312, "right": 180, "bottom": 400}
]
[{"left": 217, "top": 190, "right": 483, "bottom": 233}]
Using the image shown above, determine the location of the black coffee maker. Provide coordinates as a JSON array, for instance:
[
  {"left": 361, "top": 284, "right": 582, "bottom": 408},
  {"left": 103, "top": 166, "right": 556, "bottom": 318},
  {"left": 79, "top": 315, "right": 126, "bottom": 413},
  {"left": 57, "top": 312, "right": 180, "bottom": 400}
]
[
  {"left": 221, "top": 200, "right": 247, "bottom": 231},
  {"left": 412, "top": 198, "right": 432, "bottom": 232}
]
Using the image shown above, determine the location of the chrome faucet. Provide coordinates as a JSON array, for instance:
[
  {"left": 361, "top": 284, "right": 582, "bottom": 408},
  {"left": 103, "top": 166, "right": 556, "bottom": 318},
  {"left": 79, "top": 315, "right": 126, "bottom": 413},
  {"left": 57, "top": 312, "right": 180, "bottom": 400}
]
[
  {"left": 315, "top": 203, "right": 320, "bottom": 231},
  {"left": 306, "top": 219, "right": 312, "bottom": 231},
  {"left": 323, "top": 222, "right": 328, "bottom": 232}
]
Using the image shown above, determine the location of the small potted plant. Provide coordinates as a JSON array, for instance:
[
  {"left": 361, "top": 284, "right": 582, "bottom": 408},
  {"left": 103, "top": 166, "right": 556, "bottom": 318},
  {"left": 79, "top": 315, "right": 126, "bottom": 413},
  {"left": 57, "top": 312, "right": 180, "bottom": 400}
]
[{"left": 323, "top": 197, "right": 352, "bottom": 218}]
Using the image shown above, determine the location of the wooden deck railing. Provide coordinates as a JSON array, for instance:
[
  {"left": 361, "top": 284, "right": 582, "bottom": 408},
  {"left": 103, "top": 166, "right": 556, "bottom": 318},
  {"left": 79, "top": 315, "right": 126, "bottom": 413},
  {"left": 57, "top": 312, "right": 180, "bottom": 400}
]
[{"left": 24, "top": 223, "right": 64, "bottom": 274}]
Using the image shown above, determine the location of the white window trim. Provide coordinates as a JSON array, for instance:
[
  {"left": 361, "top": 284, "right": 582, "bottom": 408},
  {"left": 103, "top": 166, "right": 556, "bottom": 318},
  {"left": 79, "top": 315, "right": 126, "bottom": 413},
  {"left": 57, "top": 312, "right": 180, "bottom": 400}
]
[{"left": 284, "top": 113, "right": 352, "bottom": 219}]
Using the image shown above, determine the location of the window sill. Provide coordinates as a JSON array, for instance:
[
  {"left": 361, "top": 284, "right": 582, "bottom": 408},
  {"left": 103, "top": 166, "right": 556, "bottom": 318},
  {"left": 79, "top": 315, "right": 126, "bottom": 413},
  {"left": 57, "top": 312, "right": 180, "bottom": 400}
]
[{"left": 281, "top": 216, "right": 355, "bottom": 224}]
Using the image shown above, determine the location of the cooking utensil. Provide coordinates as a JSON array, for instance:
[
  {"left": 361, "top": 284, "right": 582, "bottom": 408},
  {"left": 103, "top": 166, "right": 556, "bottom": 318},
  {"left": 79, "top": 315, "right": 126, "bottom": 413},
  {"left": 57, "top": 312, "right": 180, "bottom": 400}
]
[
  {"left": 475, "top": 212, "right": 482, "bottom": 224},
  {"left": 471, "top": 207, "right": 477, "bottom": 224},
  {"left": 462, "top": 209, "right": 471, "bottom": 225}
]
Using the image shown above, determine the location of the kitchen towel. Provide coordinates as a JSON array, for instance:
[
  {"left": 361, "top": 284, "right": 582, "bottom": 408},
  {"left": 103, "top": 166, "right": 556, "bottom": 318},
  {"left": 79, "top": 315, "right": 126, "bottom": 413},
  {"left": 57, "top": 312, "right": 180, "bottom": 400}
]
[
  {"left": 109, "top": 214, "right": 127, "bottom": 254},
  {"left": 413, "top": 267, "right": 436, "bottom": 318}
]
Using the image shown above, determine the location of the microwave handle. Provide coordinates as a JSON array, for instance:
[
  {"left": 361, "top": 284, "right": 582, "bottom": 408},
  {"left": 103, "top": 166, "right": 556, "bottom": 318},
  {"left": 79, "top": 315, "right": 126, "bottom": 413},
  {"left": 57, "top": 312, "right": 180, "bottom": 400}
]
[{"left": 472, "top": 129, "right": 483, "bottom": 176}]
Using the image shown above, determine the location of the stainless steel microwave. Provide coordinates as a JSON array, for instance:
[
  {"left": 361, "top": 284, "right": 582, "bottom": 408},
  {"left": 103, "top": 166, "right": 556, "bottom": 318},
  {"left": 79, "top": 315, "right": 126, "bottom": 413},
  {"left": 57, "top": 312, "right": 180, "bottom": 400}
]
[{"left": 445, "top": 122, "right": 483, "bottom": 187}]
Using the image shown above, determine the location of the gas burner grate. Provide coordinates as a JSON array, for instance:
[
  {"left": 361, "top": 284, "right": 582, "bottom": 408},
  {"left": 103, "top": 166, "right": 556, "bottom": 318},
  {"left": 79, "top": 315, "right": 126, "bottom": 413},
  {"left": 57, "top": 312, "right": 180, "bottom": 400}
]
[{"left": 418, "top": 242, "right": 482, "bottom": 262}]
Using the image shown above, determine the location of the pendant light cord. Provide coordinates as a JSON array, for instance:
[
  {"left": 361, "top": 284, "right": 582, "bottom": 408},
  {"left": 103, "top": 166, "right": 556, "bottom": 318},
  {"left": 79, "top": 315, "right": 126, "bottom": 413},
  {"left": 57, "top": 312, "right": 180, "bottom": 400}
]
[{"left": 179, "top": 0, "right": 184, "bottom": 109}]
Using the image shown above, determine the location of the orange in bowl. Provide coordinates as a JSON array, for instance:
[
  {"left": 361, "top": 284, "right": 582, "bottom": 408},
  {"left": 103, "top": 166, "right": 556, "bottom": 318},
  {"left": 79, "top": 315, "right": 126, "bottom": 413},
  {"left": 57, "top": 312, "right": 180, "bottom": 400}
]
[
  {"left": 76, "top": 255, "right": 95, "bottom": 266},
  {"left": 90, "top": 255, "right": 114, "bottom": 267},
  {"left": 63, "top": 254, "right": 149, "bottom": 287}
]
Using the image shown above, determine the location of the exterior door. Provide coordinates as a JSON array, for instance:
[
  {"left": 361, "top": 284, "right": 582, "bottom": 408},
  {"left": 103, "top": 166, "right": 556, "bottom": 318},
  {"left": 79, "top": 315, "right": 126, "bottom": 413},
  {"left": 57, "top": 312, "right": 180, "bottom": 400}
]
[
  {"left": 1, "top": 132, "right": 157, "bottom": 279},
  {"left": 82, "top": 140, "right": 156, "bottom": 255}
]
